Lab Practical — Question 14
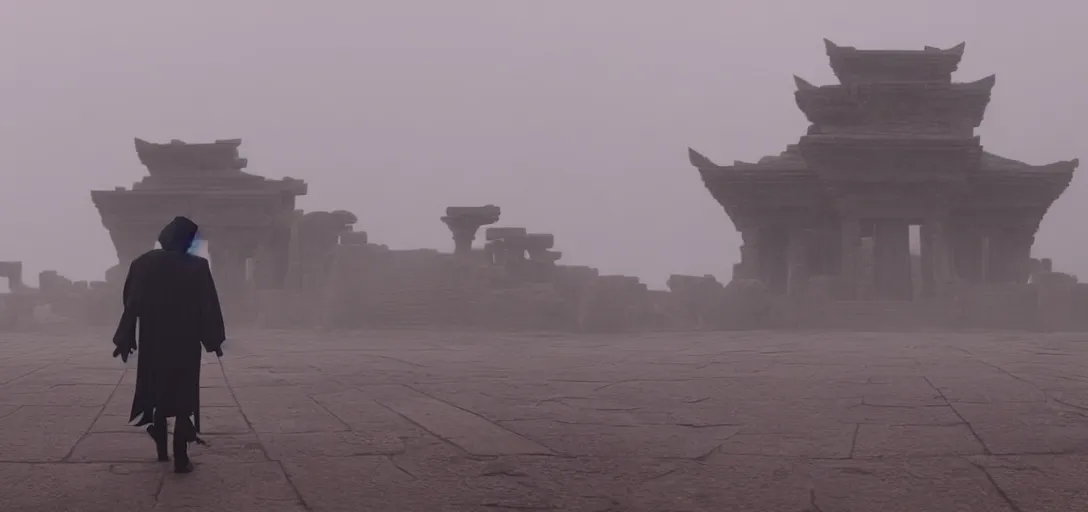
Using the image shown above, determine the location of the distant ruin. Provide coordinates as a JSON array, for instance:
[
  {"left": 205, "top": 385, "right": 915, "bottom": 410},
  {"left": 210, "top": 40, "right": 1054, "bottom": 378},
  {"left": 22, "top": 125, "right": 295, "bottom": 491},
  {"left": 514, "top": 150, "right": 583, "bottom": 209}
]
[
  {"left": 689, "top": 39, "right": 1082, "bottom": 329},
  {"left": 1, "top": 39, "right": 1085, "bottom": 332}
]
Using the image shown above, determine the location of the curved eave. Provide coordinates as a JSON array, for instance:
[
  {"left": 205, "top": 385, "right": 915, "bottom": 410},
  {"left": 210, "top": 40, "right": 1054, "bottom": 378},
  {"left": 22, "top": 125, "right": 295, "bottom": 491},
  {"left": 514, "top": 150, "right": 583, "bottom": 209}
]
[
  {"left": 823, "top": 39, "right": 965, "bottom": 83},
  {"left": 134, "top": 137, "right": 247, "bottom": 171},
  {"left": 689, "top": 147, "right": 810, "bottom": 180},
  {"left": 689, "top": 149, "right": 829, "bottom": 227},
  {"left": 961, "top": 158, "right": 1079, "bottom": 210},
  {"left": 793, "top": 76, "right": 995, "bottom": 126}
]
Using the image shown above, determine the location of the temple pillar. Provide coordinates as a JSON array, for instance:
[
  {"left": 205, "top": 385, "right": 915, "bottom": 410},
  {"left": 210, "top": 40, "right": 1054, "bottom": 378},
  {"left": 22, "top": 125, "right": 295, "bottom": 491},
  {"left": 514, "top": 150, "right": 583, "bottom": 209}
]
[
  {"left": 986, "top": 227, "right": 1035, "bottom": 284},
  {"left": 951, "top": 226, "right": 984, "bottom": 283},
  {"left": 786, "top": 228, "right": 810, "bottom": 296},
  {"left": 1008, "top": 229, "right": 1036, "bottom": 284},
  {"left": 445, "top": 222, "right": 480, "bottom": 254},
  {"left": 923, "top": 218, "right": 952, "bottom": 297},
  {"left": 839, "top": 217, "right": 861, "bottom": 299},
  {"left": 920, "top": 223, "right": 935, "bottom": 297},
  {"left": 735, "top": 229, "right": 760, "bottom": 279},
  {"left": 872, "top": 220, "right": 913, "bottom": 300},
  {"left": 756, "top": 225, "right": 789, "bottom": 294},
  {"left": 251, "top": 225, "right": 291, "bottom": 290},
  {"left": 208, "top": 238, "right": 249, "bottom": 298},
  {"left": 441, "top": 205, "right": 500, "bottom": 256}
]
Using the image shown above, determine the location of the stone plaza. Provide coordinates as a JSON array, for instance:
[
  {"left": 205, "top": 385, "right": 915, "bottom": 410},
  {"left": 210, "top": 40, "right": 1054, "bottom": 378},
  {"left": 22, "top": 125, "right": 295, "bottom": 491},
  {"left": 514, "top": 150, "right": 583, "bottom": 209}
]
[
  {"left": 3, "top": 37, "right": 1088, "bottom": 511},
  {"left": 2, "top": 327, "right": 1087, "bottom": 511}
]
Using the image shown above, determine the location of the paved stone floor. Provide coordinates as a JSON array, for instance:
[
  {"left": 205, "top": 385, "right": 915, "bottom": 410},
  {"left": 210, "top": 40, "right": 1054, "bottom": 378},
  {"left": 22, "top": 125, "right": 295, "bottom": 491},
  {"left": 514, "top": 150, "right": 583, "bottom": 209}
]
[{"left": 2, "top": 328, "right": 1088, "bottom": 511}]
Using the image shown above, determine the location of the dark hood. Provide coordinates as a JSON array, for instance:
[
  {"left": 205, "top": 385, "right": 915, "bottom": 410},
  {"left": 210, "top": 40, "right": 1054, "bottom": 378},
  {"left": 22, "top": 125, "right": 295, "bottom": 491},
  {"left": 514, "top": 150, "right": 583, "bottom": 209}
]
[{"left": 158, "top": 216, "right": 199, "bottom": 253}]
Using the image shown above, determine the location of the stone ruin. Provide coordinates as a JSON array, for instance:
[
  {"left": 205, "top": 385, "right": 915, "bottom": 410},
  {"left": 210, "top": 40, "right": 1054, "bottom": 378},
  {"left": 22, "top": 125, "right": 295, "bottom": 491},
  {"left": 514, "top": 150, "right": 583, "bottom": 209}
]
[
  {"left": 50, "top": 137, "right": 655, "bottom": 333},
  {"left": 3, "top": 39, "right": 1086, "bottom": 333},
  {"left": 688, "top": 39, "right": 1081, "bottom": 330}
]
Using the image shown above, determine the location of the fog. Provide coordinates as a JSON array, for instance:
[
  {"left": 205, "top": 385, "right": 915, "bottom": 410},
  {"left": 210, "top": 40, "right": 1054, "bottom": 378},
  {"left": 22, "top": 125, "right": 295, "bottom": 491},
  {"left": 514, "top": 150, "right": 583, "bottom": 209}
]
[{"left": 3, "top": 0, "right": 1085, "bottom": 288}]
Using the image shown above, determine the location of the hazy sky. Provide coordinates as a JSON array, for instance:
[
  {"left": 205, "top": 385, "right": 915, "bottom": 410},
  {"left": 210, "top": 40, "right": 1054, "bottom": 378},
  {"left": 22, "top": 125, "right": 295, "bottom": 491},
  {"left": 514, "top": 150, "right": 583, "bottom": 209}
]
[{"left": 3, "top": 1, "right": 1085, "bottom": 288}]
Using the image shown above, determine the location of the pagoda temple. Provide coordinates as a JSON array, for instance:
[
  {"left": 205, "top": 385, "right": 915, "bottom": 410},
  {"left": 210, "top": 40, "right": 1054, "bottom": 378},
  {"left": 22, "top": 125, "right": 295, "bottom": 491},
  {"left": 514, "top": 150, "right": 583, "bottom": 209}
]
[
  {"left": 689, "top": 39, "right": 1078, "bottom": 301},
  {"left": 91, "top": 138, "right": 308, "bottom": 296}
]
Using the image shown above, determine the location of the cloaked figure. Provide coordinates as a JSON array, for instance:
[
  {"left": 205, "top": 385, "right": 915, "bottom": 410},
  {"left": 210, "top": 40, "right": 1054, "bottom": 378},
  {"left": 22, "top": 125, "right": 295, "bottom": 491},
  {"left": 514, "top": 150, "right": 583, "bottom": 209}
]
[{"left": 112, "top": 216, "right": 226, "bottom": 473}]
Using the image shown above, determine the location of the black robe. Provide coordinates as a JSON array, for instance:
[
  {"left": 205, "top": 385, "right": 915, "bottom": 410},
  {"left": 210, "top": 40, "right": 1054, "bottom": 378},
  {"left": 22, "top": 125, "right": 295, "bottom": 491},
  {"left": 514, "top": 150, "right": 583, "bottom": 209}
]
[{"left": 112, "top": 217, "right": 226, "bottom": 433}]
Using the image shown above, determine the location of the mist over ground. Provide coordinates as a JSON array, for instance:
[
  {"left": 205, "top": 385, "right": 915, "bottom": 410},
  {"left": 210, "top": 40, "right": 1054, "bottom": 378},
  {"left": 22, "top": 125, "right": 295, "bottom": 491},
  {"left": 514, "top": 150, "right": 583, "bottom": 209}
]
[{"left": 3, "top": 1, "right": 1085, "bottom": 288}]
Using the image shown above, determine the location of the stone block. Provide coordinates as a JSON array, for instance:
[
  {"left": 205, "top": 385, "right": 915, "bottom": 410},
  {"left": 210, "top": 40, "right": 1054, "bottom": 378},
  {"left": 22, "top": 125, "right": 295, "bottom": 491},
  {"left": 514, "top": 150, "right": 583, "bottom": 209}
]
[{"left": 485, "top": 226, "right": 527, "bottom": 240}]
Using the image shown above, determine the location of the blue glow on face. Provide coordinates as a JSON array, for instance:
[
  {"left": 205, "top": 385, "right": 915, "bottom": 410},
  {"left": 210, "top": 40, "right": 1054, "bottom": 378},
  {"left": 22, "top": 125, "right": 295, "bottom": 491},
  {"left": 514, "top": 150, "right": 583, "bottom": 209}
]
[{"left": 187, "top": 235, "right": 204, "bottom": 255}]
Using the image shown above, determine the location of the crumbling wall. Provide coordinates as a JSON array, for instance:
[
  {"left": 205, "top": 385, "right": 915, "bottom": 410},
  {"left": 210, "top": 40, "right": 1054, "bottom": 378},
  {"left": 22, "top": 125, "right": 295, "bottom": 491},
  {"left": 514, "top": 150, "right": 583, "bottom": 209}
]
[
  {"left": 955, "top": 284, "right": 1040, "bottom": 330},
  {"left": 1036, "top": 282, "right": 1088, "bottom": 332}
]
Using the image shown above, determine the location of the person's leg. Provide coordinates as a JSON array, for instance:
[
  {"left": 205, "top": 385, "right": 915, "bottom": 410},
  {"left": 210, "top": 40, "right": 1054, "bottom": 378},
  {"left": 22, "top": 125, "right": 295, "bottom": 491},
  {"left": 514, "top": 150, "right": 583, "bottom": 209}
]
[
  {"left": 172, "top": 414, "right": 194, "bottom": 473},
  {"left": 146, "top": 409, "right": 169, "bottom": 462}
]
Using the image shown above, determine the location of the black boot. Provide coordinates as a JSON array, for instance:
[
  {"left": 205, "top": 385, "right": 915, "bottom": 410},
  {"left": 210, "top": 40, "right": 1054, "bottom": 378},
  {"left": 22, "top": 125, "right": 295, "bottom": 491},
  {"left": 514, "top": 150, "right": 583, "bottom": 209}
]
[
  {"left": 173, "top": 416, "right": 194, "bottom": 474},
  {"left": 146, "top": 423, "right": 169, "bottom": 462}
]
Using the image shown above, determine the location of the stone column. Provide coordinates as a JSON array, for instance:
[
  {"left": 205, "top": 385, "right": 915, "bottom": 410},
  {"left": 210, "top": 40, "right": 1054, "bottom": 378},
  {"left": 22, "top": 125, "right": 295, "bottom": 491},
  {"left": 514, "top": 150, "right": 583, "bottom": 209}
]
[
  {"left": 839, "top": 218, "right": 861, "bottom": 299},
  {"left": 987, "top": 227, "right": 1036, "bottom": 284},
  {"left": 786, "top": 228, "right": 810, "bottom": 296},
  {"left": 441, "top": 205, "right": 500, "bottom": 256},
  {"left": 208, "top": 238, "right": 248, "bottom": 297},
  {"left": 872, "top": 220, "right": 913, "bottom": 300},
  {"left": 1009, "top": 229, "right": 1036, "bottom": 284},
  {"left": 736, "top": 229, "right": 760, "bottom": 280},
  {"left": 923, "top": 218, "right": 952, "bottom": 297},
  {"left": 251, "top": 225, "right": 291, "bottom": 290},
  {"left": 950, "top": 226, "right": 983, "bottom": 283},
  {"left": 919, "top": 223, "right": 935, "bottom": 298}
]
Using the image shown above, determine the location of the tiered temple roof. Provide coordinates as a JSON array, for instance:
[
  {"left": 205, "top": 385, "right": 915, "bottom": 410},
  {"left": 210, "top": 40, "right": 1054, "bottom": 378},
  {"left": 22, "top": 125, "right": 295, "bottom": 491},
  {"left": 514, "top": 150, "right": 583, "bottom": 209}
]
[
  {"left": 690, "top": 40, "right": 1078, "bottom": 232},
  {"left": 91, "top": 138, "right": 308, "bottom": 234}
]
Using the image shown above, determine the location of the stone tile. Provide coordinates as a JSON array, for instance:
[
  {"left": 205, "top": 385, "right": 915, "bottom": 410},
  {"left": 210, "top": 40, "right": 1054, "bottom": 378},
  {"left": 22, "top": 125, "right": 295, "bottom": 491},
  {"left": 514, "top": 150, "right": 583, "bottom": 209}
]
[
  {"left": 118, "top": 370, "right": 138, "bottom": 386},
  {"left": 954, "top": 402, "right": 1088, "bottom": 454},
  {"left": 838, "top": 403, "right": 963, "bottom": 425},
  {"left": 503, "top": 419, "right": 737, "bottom": 458},
  {"left": 631, "top": 456, "right": 812, "bottom": 511},
  {"left": 0, "top": 462, "right": 160, "bottom": 512},
  {"left": 157, "top": 461, "right": 301, "bottom": 509},
  {"left": 1, "top": 384, "right": 117, "bottom": 408},
  {"left": 376, "top": 388, "right": 552, "bottom": 456},
  {"left": 309, "top": 387, "right": 425, "bottom": 435},
  {"left": 200, "top": 386, "right": 238, "bottom": 407},
  {"left": 0, "top": 365, "right": 45, "bottom": 384},
  {"left": 74, "top": 432, "right": 270, "bottom": 465},
  {"left": 302, "top": 459, "right": 438, "bottom": 509},
  {"left": 807, "top": 458, "right": 1016, "bottom": 512},
  {"left": 0, "top": 405, "right": 18, "bottom": 419},
  {"left": 2, "top": 329, "right": 1088, "bottom": 509},
  {"left": 90, "top": 414, "right": 135, "bottom": 433},
  {"left": 859, "top": 377, "right": 948, "bottom": 407},
  {"left": 0, "top": 406, "right": 101, "bottom": 461},
  {"left": 68, "top": 432, "right": 164, "bottom": 462},
  {"left": 853, "top": 424, "right": 985, "bottom": 457},
  {"left": 102, "top": 386, "right": 133, "bottom": 415},
  {"left": 188, "top": 434, "right": 270, "bottom": 464},
  {"left": 974, "top": 454, "right": 1088, "bottom": 511},
  {"left": 201, "top": 373, "right": 229, "bottom": 388},
  {"left": 929, "top": 374, "right": 1049, "bottom": 403},
  {"left": 718, "top": 428, "right": 856, "bottom": 459},
  {"left": 154, "top": 503, "right": 308, "bottom": 512},
  {"left": 233, "top": 386, "right": 348, "bottom": 433},
  {"left": 261, "top": 431, "right": 404, "bottom": 460},
  {"left": 11, "top": 367, "right": 123, "bottom": 386},
  {"left": 282, "top": 456, "right": 519, "bottom": 511},
  {"left": 726, "top": 398, "right": 863, "bottom": 432},
  {"left": 224, "top": 368, "right": 312, "bottom": 388},
  {"left": 201, "top": 406, "right": 250, "bottom": 434}
]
